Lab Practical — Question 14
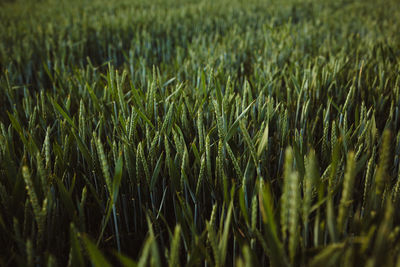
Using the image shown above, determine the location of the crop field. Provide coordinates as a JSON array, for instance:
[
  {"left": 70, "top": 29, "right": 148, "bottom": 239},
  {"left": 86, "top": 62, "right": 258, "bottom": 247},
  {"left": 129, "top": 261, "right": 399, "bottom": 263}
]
[{"left": 1, "top": 0, "right": 400, "bottom": 266}]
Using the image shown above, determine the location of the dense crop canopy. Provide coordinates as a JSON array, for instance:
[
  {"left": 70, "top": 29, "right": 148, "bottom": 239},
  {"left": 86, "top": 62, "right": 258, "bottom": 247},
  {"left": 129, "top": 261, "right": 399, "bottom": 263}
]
[{"left": 0, "top": 0, "right": 400, "bottom": 266}]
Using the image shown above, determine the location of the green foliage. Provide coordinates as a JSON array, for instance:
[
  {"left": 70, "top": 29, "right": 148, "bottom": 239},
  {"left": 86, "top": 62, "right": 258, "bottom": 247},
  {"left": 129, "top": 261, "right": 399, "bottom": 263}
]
[{"left": 1, "top": 0, "right": 400, "bottom": 265}]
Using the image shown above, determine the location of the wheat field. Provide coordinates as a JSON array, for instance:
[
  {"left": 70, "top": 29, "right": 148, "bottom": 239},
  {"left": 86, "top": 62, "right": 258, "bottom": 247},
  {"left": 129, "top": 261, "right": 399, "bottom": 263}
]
[{"left": 1, "top": 0, "right": 400, "bottom": 266}]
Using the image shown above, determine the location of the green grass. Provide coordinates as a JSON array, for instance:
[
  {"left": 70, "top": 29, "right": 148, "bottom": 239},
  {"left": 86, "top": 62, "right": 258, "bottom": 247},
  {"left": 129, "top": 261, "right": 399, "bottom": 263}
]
[{"left": 1, "top": 0, "right": 400, "bottom": 265}]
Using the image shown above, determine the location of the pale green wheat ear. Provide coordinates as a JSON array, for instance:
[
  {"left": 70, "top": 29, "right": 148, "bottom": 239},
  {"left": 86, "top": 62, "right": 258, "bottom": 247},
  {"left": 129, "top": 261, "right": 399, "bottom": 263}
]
[
  {"left": 94, "top": 133, "right": 112, "bottom": 195},
  {"left": 337, "top": 151, "right": 356, "bottom": 234},
  {"left": 22, "top": 166, "right": 40, "bottom": 221},
  {"left": 168, "top": 225, "right": 181, "bottom": 267},
  {"left": 207, "top": 220, "right": 220, "bottom": 267},
  {"left": 138, "top": 141, "right": 150, "bottom": 186},
  {"left": 22, "top": 165, "right": 46, "bottom": 248},
  {"left": 207, "top": 204, "right": 219, "bottom": 266},
  {"left": 375, "top": 130, "right": 391, "bottom": 200},
  {"left": 197, "top": 107, "right": 204, "bottom": 151},
  {"left": 362, "top": 148, "right": 376, "bottom": 214},
  {"left": 180, "top": 147, "right": 188, "bottom": 193},
  {"left": 225, "top": 142, "right": 243, "bottom": 181},
  {"left": 44, "top": 126, "right": 51, "bottom": 170},
  {"left": 251, "top": 194, "right": 258, "bottom": 231},
  {"left": 195, "top": 154, "right": 206, "bottom": 197},
  {"left": 36, "top": 151, "right": 47, "bottom": 192},
  {"left": 287, "top": 171, "right": 300, "bottom": 262},
  {"left": 302, "top": 149, "right": 318, "bottom": 243}
]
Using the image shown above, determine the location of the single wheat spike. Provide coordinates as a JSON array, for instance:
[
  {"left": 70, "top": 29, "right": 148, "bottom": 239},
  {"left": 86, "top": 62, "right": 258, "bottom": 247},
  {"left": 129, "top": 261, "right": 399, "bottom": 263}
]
[
  {"left": 375, "top": 130, "right": 391, "bottom": 198},
  {"left": 338, "top": 151, "right": 356, "bottom": 234},
  {"left": 95, "top": 134, "right": 112, "bottom": 194},
  {"left": 169, "top": 225, "right": 181, "bottom": 267},
  {"left": 288, "top": 172, "right": 300, "bottom": 262}
]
